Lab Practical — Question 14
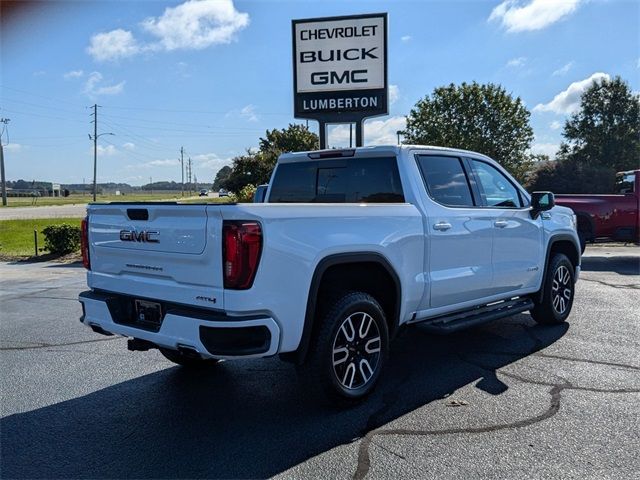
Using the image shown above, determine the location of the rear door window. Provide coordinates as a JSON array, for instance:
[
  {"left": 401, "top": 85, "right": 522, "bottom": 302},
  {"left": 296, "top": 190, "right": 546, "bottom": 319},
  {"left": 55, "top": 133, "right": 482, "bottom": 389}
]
[
  {"left": 416, "top": 155, "right": 475, "bottom": 207},
  {"left": 269, "top": 157, "right": 404, "bottom": 203}
]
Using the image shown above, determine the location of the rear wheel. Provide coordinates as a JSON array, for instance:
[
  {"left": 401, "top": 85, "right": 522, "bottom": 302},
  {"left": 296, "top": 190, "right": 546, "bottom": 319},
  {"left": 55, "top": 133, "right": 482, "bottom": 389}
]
[
  {"left": 300, "top": 292, "right": 389, "bottom": 404},
  {"left": 531, "top": 253, "right": 575, "bottom": 324},
  {"left": 159, "top": 348, "right": 221, "bottom": 368}
]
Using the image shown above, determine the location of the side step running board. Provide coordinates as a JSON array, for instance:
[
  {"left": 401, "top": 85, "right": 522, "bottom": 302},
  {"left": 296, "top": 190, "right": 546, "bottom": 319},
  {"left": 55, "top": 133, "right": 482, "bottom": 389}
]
[{"left": 417, "top": 298, "right": 534, "bottom": 334}]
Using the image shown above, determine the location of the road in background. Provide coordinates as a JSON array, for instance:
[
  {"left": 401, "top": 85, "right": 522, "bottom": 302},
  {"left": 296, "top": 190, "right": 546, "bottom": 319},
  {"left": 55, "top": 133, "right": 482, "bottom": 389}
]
[
  {"left": 1, "top": 246, "right": 638, "bottom": 479},
  {"left": 0, "top": 193, "right": 219, "bottom": 220}
]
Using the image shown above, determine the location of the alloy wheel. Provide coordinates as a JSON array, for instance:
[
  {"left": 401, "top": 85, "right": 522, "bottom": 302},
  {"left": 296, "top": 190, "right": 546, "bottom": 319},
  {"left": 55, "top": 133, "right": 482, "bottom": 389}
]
[
  {"left": 551, "top": 265, "right": 572, "bottom": 315},
  {"left": 332, "top": 312, "right": 382, "bottom": 390}
]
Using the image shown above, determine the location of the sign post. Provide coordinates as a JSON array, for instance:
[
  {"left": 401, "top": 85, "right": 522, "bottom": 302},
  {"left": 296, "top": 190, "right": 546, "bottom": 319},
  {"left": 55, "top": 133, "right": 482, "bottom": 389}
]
[{"left": 292, "top": 13, "right": 388, "bottom": 149}]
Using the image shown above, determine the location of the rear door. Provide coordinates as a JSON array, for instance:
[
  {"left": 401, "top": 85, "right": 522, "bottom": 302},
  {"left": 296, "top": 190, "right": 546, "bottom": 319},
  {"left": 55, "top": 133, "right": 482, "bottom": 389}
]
[
  {"left": 467, "top": 158, "right": 543, "bottom": 294},
  {"left": 87, "top": 204, "right": 225, "bottom": 309},
  {"left": 416, "top": 155, "right": 494, "bottom": 308}
]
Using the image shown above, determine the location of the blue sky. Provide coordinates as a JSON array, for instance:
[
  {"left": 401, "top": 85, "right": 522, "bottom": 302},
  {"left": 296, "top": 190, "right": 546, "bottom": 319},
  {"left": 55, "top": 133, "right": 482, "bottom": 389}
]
[{"left": 1, "top": 0, "right": 638, "bottom": 186}]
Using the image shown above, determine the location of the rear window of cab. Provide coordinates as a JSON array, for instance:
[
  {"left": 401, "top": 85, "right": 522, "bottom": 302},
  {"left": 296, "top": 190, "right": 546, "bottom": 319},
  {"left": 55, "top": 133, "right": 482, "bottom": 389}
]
[{"left": 269, "top": 157, "right": 405, "bottom": 203}]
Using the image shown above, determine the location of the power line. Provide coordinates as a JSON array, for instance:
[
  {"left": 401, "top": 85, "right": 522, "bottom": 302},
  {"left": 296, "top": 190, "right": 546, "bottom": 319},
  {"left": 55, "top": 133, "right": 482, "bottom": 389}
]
[{"left": 180, "top": 146, "right": 184, "bottom": 197}]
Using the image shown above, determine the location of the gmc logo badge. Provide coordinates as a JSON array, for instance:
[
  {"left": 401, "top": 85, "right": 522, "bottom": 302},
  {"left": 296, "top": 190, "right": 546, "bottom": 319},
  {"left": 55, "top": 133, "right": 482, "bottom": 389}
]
[{"left": 119, "top": 230, "right": 159, "bottom": 243}]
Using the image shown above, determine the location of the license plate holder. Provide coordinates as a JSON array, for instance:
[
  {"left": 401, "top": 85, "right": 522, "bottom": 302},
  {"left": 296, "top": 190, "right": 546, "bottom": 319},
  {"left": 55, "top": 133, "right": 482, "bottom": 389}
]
[{"left": 134, "top": 299, "right": 163, "bottom": 329}]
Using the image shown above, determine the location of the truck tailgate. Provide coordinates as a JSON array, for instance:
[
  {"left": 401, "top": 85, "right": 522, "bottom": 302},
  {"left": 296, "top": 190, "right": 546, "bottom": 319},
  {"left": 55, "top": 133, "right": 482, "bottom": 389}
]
[{"left": 87, "top": 204, "right": 225, "bottom": 309}]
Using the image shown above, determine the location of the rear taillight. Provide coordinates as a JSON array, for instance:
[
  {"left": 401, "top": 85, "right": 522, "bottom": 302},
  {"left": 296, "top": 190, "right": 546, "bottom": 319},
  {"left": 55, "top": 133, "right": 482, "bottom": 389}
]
[
  {"left": 223, "top": 221, "right": 262, "bottom": 289},
  {"left": 81, "top": 216, "right": 90, "bottom": 270}
]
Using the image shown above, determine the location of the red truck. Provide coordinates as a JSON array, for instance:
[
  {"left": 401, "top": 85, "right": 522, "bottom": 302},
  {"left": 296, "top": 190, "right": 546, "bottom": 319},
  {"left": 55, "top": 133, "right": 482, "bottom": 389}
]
[{"left": 555, "top": 170, "right": 640, "bottom": 252}]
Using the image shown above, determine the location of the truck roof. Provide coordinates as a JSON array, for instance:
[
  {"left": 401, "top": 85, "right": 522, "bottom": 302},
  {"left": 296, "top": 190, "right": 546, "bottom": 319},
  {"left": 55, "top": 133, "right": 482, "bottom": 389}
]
[{"left": 278, "top": 144, "right": 493, "bottom": 164}]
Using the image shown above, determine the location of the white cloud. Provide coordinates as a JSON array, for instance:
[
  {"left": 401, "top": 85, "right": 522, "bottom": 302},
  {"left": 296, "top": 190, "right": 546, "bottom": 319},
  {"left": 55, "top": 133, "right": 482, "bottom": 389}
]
[
  {"left": 141, "top": 0, "right": 249, "bottom": 51},
  {"left": 4, "top": 143, "right": 23, "bottom": 152},
  {"left": 125, "top": 159, "right": 179, "bottom": 171},
  {"left": 122, "top": 142, "right": 136, "bottom": 150},
  {"left": 83, "top": 71, "right": 126, "bottom": 97},
  {"left": 389, "top": 85, "right": 400, "bottom": 105},
  {"left": 534, "top": 72, "right": 610, "bottom": 114},
  {"left": 552, "top": 61, "right": 574, "bottom": 76},
  {"left": 64, "top": 70, "right": 84, "bottom": 79},
  {"left": 87, "top": 29, "right": 141, "bottom": 62},
  {"left": 550, "top": 120, "right": 562, "bottom": 130},
  {"left": 192, "top": 152, "right": 232, "bottom": 171},
  {"left": 86, "top": 1, "right": 249, "bottom": 61},
  {"left": 489, "top": 0, "right": 583, "bottom": 33},
  {"left": 32, "top": 71, "right": 46, "bottom": 77},
  {"left": 96, "top": 144, "right": 118, "bottom": 156},
  {"left": 239, "top": 104, "right": 258, "bottom": 122},
  {"left": 506, "top": 56, "right": 527, "bottom": 68},
  {"left": 531, "top": 142, "right": 559, "bottom": 157},
  {"left": 401, "top": 35, "right": 411, "bottom": 42},
  {"left": 329, "top": 116, "right": 406, "bottom": 147},
  {"left": 148, "top": 159, "right": 179, "bottom": 167}
]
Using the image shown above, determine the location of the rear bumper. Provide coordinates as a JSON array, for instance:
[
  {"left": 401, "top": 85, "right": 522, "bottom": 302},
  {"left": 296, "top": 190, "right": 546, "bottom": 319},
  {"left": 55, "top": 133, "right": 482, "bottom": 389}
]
[{"left": 78, "top": 290, "right": 280, "bottom": 359}]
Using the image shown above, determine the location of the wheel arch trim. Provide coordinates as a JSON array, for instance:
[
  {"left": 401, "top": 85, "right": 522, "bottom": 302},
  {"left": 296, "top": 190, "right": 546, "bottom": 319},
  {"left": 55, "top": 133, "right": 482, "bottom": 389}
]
[
  {"left": 289, "top": 252, "right": 401, "bottom": 365},
  {"left": 537, "top": 234, "right": 581, "bottom": 303}
]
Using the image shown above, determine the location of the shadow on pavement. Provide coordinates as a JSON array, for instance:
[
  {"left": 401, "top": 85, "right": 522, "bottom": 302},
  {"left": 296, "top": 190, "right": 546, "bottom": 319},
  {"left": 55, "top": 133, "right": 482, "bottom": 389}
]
[
  {"left": 581, "top": 255, "right": 640, "bottom": 275},
  {"left": 1, "top": 315, "right": 568, "bottom": 479}
]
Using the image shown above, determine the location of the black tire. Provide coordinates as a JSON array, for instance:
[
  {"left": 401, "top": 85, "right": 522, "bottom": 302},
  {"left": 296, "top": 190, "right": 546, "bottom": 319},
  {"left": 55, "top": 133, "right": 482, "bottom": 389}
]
[
  {"left": 159, "top": 348, "right": 222, "bottom": 368},
  {"left": 300, "top": 292, "right": 389, "bottom": 405},
  {"left": 530, "top": 253, "right": 575, "bottom": 325}
]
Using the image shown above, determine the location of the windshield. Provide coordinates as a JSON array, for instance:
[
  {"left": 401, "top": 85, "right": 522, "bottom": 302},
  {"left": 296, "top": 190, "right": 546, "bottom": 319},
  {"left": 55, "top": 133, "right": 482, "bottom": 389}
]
[{"left": 615, "top": 173, "right": 635, "bottom": 194}]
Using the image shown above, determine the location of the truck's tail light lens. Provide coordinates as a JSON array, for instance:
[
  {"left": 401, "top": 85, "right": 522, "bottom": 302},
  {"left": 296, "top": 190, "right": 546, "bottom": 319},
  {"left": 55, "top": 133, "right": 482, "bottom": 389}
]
[
  {"left": 81, "top": 216, "right": 90, "bottom": 270},
  {"left": 223, "top": 221, "right": 262, "bottom": 289}
]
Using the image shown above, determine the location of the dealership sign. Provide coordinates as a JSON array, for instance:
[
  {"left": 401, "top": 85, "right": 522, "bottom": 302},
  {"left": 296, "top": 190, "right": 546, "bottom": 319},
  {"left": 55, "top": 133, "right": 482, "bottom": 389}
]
[{"left": 292, "top": 13, "right": 388, "bottom": 132}]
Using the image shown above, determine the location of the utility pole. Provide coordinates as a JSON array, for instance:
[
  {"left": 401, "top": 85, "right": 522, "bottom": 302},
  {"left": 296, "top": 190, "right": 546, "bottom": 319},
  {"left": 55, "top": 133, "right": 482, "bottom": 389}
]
[
  {"left": 187, "top": 157, "right": 192, "bottom": 195},
  {"left": 88, "top": 105, "right": 114, "bottom": 202},
  {"left": 180, "top": 146, "right": 184, "bottom": 197},
  {"left": 91, "top": 104, "right": 98, "bottom": 202},
  {"left": 149, "top": 176, "right": 153, "bottom": 195},
  {"left": 0, "top": 118, "right": 10, "bottom": 206}
]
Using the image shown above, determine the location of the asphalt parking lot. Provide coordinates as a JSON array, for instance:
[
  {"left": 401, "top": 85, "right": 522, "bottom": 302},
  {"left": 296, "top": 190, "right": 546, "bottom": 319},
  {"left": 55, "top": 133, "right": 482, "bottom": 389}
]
[{"left": 1, "top": 246, "right": 638, "bottom": 479}]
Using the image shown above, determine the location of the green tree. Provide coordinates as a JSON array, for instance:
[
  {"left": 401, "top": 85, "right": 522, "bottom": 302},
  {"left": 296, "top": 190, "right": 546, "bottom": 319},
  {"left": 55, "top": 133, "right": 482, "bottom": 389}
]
[
  {"left": 558, "top": 76, "right": 640, "bottom": 172},
  {"left": 258, "top": 123, "right": 319, "bottom": 169},
  {"left": 223, "top": 124, "right": 319, "bottom": 192},
  {"left": 526, "top": 157, "right": 616, "bottom": 194},
  {"left": 402, "top": 82, "right": 534, "bottom": 181},
  {"left": 221, "top": 152, "right": 272, "bottom": 193},
  {"left": 212, "top": 165, "right": 232, "bottom": 191}
]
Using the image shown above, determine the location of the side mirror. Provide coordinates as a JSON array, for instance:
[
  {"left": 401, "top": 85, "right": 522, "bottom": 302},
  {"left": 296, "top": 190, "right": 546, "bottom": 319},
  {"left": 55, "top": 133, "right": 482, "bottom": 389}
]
[
  {"left": 253, "top": 184, "right": 268, "bottom": 203},
  {"left": 530, "top": 191, "right": 555, "bottom": 219}
]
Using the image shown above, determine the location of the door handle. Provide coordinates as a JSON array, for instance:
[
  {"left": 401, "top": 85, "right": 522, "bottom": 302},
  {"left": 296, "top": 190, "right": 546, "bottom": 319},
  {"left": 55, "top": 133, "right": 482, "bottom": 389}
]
[
  {"left": 433, "top": 222, "right": 452, "bottom": 231},
  {"left": 494, "top": 220, "right": 508, "bottom": 228}
]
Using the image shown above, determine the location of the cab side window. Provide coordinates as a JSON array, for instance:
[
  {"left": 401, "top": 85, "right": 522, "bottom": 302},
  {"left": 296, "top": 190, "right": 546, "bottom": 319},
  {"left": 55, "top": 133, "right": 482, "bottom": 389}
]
[
  {"left": 416, "top": 155, "right": 475, "bottom": 207},
  {"left": 470, "top": 160, "right": 522, "bottom": 208}
]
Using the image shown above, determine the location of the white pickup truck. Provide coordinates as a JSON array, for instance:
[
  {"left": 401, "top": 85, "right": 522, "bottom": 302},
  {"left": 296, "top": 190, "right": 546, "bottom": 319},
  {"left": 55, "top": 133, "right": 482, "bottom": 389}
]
[{"left": 79, "top": 145, "right": 580, "bottom": 403}]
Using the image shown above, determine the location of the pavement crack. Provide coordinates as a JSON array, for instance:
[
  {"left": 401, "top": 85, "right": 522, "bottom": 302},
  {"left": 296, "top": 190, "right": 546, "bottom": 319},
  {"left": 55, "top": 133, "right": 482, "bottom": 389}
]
[
  {"left": 0, "top": 337, "right": 120, "bottom": 351},
  {"left": 353, "top": 349, "right": 640, "bottom": 480},
  {"left": 353, "top": 382, "right": 564, "bottom": 480},
  {"left": 579, "top": 278, "right": 640, "bottom": 289},
  {"left": 533, "top": 352, "right": 640, "bottom": 371}
]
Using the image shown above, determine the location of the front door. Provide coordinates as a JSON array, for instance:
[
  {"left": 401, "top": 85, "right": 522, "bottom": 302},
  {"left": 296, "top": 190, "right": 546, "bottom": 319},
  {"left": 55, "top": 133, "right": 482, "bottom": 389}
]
[{"left": 468, "top": 158, "right": 543, "bottom": 294}]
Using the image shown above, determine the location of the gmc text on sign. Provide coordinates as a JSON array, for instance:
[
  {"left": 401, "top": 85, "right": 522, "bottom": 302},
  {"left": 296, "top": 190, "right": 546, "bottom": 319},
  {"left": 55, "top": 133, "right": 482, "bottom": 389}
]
[{"left": 292, "top": 13, "right": 388, "bottom": 121}]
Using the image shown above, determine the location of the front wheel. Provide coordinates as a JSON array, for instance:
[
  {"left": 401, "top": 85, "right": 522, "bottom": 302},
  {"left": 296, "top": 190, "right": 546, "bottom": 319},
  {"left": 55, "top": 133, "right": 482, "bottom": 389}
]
[
  {"left": 300, "top": 292, "right": 389, "bottom": 404},
  {"left": 530, "top": 253, "right": 575, "bottom": 324}
]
